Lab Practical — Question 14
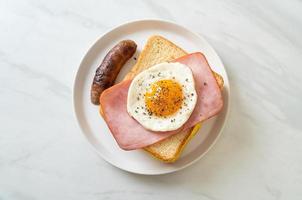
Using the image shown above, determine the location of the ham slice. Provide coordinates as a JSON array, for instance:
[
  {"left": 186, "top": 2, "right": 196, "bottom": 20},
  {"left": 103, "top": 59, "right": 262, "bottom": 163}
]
[{"left": 100, "top": 53, "right": 223, "bottom": 150}]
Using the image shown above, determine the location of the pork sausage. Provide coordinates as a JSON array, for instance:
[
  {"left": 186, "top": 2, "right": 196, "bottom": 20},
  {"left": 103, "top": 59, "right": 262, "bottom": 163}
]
[{"left": 90, "top": 40, "right": 137, "bottom": 105}]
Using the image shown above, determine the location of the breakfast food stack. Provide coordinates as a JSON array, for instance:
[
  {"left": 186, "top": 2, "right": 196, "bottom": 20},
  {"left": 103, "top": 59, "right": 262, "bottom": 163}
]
[{"left": 91, "top": 35, "right": 224, "bottom": 162}]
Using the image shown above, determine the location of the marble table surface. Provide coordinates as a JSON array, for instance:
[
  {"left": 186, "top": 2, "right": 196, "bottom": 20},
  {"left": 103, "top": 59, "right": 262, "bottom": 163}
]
[{"left": 1, "top": 0, "right": 302, "bottom": 199}]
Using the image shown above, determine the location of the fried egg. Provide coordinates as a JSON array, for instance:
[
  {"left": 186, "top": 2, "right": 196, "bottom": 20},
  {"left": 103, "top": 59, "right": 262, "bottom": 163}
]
[{"left": 127, "top": 62, "right": 197, "bottom": 132}]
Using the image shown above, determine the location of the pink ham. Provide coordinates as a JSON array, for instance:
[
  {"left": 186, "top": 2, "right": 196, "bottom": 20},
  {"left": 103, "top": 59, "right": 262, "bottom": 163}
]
[{"left": 100, "top": 52, "right": 223, "bottom": 150}]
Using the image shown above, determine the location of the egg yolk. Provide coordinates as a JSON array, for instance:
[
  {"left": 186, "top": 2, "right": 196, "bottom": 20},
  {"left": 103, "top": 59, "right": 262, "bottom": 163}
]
[{"left": 145, "top": 79, "right": 183, "bottom": 117}]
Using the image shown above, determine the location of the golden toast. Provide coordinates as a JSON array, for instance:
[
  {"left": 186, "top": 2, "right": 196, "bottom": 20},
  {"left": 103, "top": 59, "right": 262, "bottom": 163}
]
[{"left": 124, "top": 35, "right": 224, "bottom": 162}]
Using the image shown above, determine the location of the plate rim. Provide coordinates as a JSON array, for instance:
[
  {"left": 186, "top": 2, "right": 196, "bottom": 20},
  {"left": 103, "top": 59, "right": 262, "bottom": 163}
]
[{"left": 72, "top": 19, "right": 231, "bottom": 175}]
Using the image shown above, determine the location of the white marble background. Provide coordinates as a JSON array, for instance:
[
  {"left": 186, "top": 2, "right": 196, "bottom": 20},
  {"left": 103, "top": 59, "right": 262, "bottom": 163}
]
[{"left": 1, "top": 0, "right": 302, "bottom": 199}]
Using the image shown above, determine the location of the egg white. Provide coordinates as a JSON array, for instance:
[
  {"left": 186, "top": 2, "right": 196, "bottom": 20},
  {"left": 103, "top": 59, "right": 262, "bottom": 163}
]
[{"left": 127, "top": 62, "right": 197, "bottom": 132}]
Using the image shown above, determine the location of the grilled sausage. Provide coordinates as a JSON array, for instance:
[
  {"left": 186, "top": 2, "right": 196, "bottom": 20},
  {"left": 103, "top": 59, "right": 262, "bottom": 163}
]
[{"left": 90, "top": 40, "right": 137, "bottom": 105}]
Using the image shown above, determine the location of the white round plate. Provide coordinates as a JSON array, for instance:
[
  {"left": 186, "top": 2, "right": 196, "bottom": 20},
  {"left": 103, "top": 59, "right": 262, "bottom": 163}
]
[{"left": 73, "top": 19, "right": 230, "bottom": 175}]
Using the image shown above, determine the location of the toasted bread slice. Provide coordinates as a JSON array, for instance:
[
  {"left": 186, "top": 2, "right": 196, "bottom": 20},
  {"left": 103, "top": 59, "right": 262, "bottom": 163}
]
[{"left": 124, "top": 35, "right": 224, "bottom": 162}]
